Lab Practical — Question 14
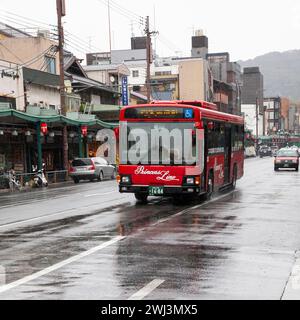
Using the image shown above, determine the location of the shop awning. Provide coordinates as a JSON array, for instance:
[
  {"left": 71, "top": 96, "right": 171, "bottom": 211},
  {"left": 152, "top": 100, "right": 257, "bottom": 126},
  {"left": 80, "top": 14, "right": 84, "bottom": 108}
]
[
  {"left": 92, "top": 104, "right": 122, "bottom": 113},
  {"left": 0, "top": 109, "right": 118, "bottom": 129}
]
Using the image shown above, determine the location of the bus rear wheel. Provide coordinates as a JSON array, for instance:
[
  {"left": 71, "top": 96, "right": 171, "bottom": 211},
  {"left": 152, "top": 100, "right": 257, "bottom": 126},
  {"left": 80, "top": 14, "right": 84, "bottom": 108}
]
[
  {"left": 206, "top": 172, "right": 214, "bottom": 200},
  {"left": 232, "top": 166, "right": 237, "bottom": 189},
  {"left": 135, "top": 193, "right": 148, "bottom": 203}
]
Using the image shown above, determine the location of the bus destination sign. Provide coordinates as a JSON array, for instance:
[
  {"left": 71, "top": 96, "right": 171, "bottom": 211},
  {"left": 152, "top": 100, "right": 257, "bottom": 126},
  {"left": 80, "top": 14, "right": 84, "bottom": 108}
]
[{"left": 124, "top": 107, "right": 194, "bottom": 119}]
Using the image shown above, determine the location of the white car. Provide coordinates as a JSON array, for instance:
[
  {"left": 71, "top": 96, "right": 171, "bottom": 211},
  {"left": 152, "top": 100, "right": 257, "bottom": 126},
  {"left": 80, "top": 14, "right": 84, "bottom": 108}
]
[
  {"left": 69, "top": 157, "right": 116, "bottom": 184},
  {"left": 244, "top": 146, "right": 256, "bottom": 158}
]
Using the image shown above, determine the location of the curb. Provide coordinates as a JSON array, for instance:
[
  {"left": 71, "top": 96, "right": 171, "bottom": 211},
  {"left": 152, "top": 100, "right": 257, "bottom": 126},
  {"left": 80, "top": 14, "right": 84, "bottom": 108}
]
[{"left": 0, "top": 180, "right": 74, "bottom": 195}]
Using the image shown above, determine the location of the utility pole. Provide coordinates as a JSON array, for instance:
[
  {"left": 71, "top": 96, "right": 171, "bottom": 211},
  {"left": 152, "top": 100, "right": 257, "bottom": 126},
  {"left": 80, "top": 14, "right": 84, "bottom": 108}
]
[
  {"left": 56, "top": 0, "right": 68, "bottom": 173},
  {"left": 145, "top": 16, "right": 158, "bottom": 103},
  {"left": 108, "top": 0, "right": 112, "bottom": 63},
  {"left": 256, "top": 97, "right": 259, "bottom": 152}
]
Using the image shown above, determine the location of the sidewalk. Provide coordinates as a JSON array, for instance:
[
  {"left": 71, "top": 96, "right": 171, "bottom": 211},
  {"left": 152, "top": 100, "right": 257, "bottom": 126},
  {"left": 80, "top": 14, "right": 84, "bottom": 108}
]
[{"left": 0, "top": 179, "right": 74, "bottom": 195}]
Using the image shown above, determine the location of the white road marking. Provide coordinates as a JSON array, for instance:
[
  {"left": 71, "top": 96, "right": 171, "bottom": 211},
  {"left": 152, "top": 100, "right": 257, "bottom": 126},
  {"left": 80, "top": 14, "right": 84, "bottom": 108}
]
[
  {"left": 84, "top": 191, "right": 115, "bottom": 198},
  {"left": 0, "top": 209, "right": 77, "bottom": 230},
  {"left": 281, "top": 257, "right": 300, "bottom": 300},
  {"left": 0, "top": 194, "right": 131, "bottom": 232},
  {"left": 0, "top": 190, "right": 234, "bottom": 295},
  {"left": 149, "top": 191, "right": 235, "bottom": 228},
  {"left": 128, "top": 279, "right": 165, "bottom": 300},
  {"left": 0, "top": 236, "right": 125, "bottom": 294}
]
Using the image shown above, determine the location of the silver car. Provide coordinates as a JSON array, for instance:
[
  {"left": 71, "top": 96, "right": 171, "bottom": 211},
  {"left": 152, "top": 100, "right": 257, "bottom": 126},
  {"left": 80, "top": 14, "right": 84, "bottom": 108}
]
[{"left": 69, "top": 157, "right": 116, "bottom": 184}]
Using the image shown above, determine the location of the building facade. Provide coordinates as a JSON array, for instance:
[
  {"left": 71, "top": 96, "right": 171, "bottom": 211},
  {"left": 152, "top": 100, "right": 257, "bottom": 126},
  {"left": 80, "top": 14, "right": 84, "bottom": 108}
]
[
  {"left": 241, "top": 67, "right": 264, "bottom": 137},
  {"left": 0, "top": 60, "right": 25, "bottom": 110},
  {"left": 264, "top": 97, "right": 281, "bottom": 135},
  {"left": 207, "top": 52, "right": 242, "bottom": 115},
  {"left": 178, "top": 58, "right": 212, "bottom": 101},
  {"left": 86, "top": 46, "right": 148, "bottom": 94}
]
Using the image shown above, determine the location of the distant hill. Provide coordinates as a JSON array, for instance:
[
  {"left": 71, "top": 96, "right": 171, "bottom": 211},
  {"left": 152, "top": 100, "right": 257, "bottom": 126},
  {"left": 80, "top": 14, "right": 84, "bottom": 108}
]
[{"left": 239, "top": 50, "right": 300, "bottom": 102}]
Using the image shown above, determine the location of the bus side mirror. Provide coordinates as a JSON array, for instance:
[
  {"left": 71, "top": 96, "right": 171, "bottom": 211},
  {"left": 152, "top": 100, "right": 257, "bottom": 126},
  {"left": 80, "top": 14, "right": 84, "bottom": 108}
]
[{"left": 194, "top": 122, "right": 202, "bottom": 129}]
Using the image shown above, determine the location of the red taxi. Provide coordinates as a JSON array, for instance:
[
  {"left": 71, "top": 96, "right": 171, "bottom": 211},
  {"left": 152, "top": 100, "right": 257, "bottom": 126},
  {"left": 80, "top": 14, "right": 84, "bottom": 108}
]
[{"left": 274, "top": 148, "right": 299, "bottom": 171}]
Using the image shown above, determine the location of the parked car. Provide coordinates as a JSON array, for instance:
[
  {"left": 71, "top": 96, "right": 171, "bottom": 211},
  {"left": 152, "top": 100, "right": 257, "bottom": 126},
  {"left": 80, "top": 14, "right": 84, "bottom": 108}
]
[
  {"left": 244, "top": 146, "right": 256, "bottom": 158},
  {"left": 69, "top": 157, "right": 116, "bottom": 184},
  {"left": 259, "top": 145, "right": 272, "bottom": 158},
  {"left": 274, "top": 148, "right": 299, "bottom": 171},
  {"left": 271, "top": 145, "right": 279, "bottom": 156}
]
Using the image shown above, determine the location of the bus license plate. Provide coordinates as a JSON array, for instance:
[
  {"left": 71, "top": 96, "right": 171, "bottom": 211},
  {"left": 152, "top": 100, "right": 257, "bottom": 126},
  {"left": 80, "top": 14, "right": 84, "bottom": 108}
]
[{"left": 149, "top": 186, "right": 164, "bottom": 196}]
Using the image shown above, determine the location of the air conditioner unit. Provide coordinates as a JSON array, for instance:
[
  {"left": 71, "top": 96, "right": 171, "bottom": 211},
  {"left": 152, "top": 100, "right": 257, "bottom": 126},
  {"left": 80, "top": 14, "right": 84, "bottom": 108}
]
[{"left": 37, "top": 30, "right": 50, "bottom": 39}]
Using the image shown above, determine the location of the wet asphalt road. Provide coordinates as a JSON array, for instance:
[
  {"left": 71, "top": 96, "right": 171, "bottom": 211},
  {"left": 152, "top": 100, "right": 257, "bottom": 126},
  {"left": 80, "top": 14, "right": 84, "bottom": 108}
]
[{"left": 0, "top": 157, "right": 300, "bottom": 300}]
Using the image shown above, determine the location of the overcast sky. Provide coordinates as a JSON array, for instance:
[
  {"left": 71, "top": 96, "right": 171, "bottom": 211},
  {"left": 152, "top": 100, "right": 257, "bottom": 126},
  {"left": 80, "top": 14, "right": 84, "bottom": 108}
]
[{"left": 1, "top": 0, "right": 300, "bottom": 62}]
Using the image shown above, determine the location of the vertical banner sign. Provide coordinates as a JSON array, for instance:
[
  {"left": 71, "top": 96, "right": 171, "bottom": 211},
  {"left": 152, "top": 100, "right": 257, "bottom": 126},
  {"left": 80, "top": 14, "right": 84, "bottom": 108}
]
[{"left": 122, "top": 76, "right": 129, "bottom": 106}]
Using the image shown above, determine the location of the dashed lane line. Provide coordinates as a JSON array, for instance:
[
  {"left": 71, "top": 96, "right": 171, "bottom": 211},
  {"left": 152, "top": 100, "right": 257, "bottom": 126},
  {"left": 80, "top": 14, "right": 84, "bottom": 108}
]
[
  {"left": 0, "top": 190, "right": 235, "bottom": 295},
  {"left": 0, "top": 236, "right": 125, "bottom": 294},
  {"left": 128, "top": 279, "right": 165, "bottom": 300}
]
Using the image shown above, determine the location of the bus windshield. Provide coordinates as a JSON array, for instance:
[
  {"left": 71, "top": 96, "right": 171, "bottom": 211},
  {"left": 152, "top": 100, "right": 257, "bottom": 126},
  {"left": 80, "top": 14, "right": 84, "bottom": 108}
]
[{"left": 120, "top": 122, "right": 198, "bottom": 166}]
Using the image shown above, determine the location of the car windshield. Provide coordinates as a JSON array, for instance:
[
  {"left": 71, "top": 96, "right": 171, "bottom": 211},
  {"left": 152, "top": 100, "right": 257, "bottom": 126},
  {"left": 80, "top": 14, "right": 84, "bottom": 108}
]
[
  {"left": 72, "top": 159, "right": 93, "bottom": 167},
  {"left": 276, "top": 149, "right": 299, "bottom": 157}
]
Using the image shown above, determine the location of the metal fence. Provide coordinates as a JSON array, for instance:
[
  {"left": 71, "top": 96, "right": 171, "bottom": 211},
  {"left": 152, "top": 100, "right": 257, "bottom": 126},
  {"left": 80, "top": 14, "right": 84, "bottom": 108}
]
[{"left": 0, "top": 170, "right": 69, "bottom": 190}]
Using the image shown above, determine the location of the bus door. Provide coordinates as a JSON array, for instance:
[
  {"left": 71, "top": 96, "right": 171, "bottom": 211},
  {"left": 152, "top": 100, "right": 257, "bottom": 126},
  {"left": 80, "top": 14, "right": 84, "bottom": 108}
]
[
  {"left": 224, "top": 125, "right": 232, "bottom": 184},
  {"left": 203, "top": 122, "right": 209, "bottom": 188}
]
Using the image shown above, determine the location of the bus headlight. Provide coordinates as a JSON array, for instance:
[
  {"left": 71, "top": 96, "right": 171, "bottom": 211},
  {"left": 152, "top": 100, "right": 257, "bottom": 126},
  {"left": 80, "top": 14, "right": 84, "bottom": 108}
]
[
  {"left": 185, "top": 176, "right": 200, "bottom": 185},
  {"left": 186, "top": 177, "right": 195, "bottom": 184},
  {"left": 121, "top": 175, "right": 131, "bottom": 184}
]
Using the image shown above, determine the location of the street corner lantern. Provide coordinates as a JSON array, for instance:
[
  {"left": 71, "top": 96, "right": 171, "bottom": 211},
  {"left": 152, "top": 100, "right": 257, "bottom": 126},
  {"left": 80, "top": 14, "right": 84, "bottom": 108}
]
[
  {"left": 113, "top": 127, "right": 119, "bottom": 139},
  {"left": 41, "top": 122, "right": 48, "bottom": 135},
  {"left": 81, "top": 126, "right": 88, "bottom": 137}
]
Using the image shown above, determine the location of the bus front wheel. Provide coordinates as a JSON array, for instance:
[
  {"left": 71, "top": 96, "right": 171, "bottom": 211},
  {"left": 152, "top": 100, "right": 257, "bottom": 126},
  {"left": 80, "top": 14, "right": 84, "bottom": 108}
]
[{"left": 135, "top": 193, "right": 148, "bottom": 203}]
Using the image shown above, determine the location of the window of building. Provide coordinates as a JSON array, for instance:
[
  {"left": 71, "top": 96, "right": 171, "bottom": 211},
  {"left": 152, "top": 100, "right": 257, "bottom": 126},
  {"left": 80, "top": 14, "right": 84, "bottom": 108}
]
[
  {"left": 132, "top": 70, "right": 139, "bottom": 78},
  {"left": 155, "top": 71, "right": 172, "bottom": 76},
  {"left": 45, "top": 56, "right": 56, "bottom": 74}
]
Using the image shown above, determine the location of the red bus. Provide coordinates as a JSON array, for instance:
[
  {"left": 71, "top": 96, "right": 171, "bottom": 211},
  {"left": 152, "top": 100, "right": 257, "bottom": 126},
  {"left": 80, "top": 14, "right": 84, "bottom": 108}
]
[{"left": 118, "top": 100, "right": 244, "bottom": 203}]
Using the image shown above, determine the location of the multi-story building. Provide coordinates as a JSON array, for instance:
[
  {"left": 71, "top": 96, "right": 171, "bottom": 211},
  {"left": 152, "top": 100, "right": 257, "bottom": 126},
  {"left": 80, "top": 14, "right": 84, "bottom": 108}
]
[
  {"left": 207, "top": 52, "right": 242, "bottom": 115},
  {"left": 0, "top": 24, "right": 119, "bottom": 175},
  {"left": 241, "top": 67, "right": 264, "bottom": 137},
  {"left": 289, "top": 102, "right": 300, "bottom": 135},
  {"left": 0, "top": 60, "right": 25, "bottom": 110},
  {"left": 264, "top": 97, "right": 281, "bottom": 135},
  {"left": 280, "top": 97, "right": 290, "bottom": 132},
  {"left": 86, "top": 37, "right": 149, "bottom": 95},
  {"left": 150, "top": 64, "right": 179, "bottom": 100},
  {"left": 151, "top": 54, "right": 212, "bottom": 102},
  {"left": 178, "top": 58, "right": 212, "bottom": 101},
  {"left": 190, "top": 30, "right": 242, "bottom": 115},
  {"left": 0, "top": 28, "right": 61, "bottom": 111}
]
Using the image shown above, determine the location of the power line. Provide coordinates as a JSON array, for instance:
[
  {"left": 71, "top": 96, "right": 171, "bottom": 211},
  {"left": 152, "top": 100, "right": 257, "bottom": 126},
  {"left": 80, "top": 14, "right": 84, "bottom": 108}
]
[
  {"left": 64, "top": 39, "right": 90, "bottom": 57},
  {"left": 2, "top": 10, "right": 54, "bottom": 28},
  {"left": 109, "top": 0, "right": 143, "bottom": 20},
  {"left": 95, "top": 0, "right": 143, "bottom": 25},
  {"left": 0, "top": 15, "right": 38, "bottom": 30},
  {"left": 0, "top": 45, "right": 57, "bottom": 72},
  {"left": 64, "top": 30, "right": 103, "bottom": 53}
]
